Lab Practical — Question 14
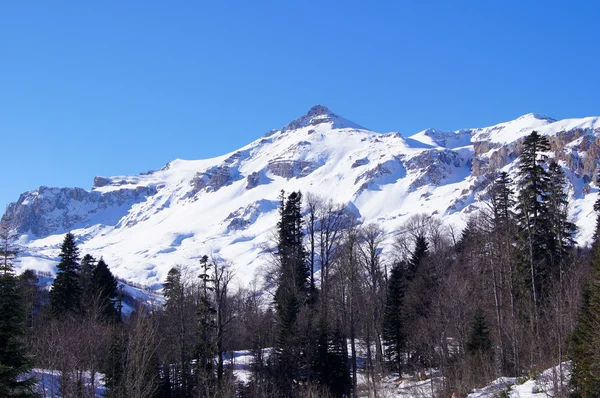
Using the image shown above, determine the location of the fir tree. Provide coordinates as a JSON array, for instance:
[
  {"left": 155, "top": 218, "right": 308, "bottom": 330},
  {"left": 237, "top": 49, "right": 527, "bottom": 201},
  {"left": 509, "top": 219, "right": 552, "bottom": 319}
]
[
  {"left": 516, "top": 131, "right": 552, "bottom": 312},
  {"left": 90, "top": 258, "right": 118, "bottom": 321},
  {"left": 49, "top": 232, "right": 82, "bottom": 316},
  {"left": 79, "top": 254, "right": 97, "bottom": 304},
  {"left": 195, "top": 255, "right": 217, "bottom": 393},
  {"left": 546, "top": 161, "right": 576, "bottom": 274},
  {"left": 273, "top": 191, "right": 310, "bottom": 395},
  {"left": 466, "top": 312, "right": 492, "bottom": 357},
  {"left": 571, "top": 194, "right": 600, "bottom": 397},
  {"left": 407, "top": 235, "right": 428, "bottom": 281},
  {"left": 382, "top": 261, "right": 407, "bottom": 373},
  {"left": 489, "top": 171, "right": 515, "bottom": 231},
  {"left": 0, "top": 221, "right": 37, "bottom": 397}
]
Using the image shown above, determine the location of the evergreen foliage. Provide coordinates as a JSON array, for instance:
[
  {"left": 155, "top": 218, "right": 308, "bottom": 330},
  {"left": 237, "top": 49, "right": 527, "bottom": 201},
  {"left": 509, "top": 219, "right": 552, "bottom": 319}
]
[
  {"left": 382, "top": 261, "right": 407, "bottom": 372},
  {"left": 466, "top": 312, "right": 492, "bottom": 357},
  {"left": 0, "top": 221, "right": 37, "bottom": 397},
  {"left": 571, "top": 195, "right": 600, "bottom": 397},
  {"left": 273, "top": 191, "right": 311, "bottom": 395},
  {"left": 50, "top": 232, "right": 82, "bottom": 316},
  {"left": 90, "top": 258, "right": 119, "bottom": 321}
]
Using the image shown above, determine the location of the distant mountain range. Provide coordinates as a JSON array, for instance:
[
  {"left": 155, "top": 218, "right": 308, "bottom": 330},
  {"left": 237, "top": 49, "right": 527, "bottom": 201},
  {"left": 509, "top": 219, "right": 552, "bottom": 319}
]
[{"left": 4, "top": 105, "right": 600, "bottom": 288}]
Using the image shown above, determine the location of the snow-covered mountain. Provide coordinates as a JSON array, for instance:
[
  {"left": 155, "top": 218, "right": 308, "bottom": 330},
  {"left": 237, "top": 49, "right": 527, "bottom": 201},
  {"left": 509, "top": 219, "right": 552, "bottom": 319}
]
[{"left": 4, "top": 105, "right": 600, "bottom": 288}]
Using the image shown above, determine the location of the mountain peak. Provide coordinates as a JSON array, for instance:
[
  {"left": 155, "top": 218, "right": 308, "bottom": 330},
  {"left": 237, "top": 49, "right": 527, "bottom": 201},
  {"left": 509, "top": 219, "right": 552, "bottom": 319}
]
[
  {"left": 282, "top": 104, "right": 366, "bottom": 132},
  {"left": 516, "top": 113, "right": 556, "bottom": 123}
]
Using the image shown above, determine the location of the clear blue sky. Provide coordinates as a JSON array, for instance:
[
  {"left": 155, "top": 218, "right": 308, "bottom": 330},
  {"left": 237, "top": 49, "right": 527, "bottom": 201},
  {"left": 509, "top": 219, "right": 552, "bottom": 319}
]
[{"left": 1, "top": 1, "right": 599, "bottom": 211}]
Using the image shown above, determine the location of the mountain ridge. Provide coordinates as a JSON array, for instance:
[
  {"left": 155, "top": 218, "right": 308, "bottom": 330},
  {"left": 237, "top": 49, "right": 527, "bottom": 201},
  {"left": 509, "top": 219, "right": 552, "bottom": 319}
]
[{"left": 4, "top": 106, "right": 600, "bottom": 288}]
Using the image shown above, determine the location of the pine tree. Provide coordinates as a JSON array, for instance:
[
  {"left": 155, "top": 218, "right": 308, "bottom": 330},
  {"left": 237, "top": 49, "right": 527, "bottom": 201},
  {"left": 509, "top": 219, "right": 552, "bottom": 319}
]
[
  {"left": 571, "top": 194, "right": 600, "bottom": 397},
  {"left": 466, "top": 312, "right": 492, "bottom": 357},
  {"left": 546, "top": 161, "right": 576, "bottom": 274},
  {"left": 195, "top": 255, "right": 217, "bottom": 394},
  {"left": 50, "top": 232, "right": 82, "bottom": 316},
  {"left": 516, "top": 130, "right": 552, "bottom": 313},
  {"left": 79, "top": 254, "right": 97, "bottom": 304},
  {"left": 0, "top": 221, "right": 37, "bottom": 397},
  {"left": 273, "top": 191, "right": 310, "bottom": 395},
  {"left": 489, "top": 171, "right": 515, "bottom": 231},
  {"left": 90, "top": 258, "right": 118, "bottom": 321},
  {"left": 407, "top": 235, "right": 428, "bottom": 281},
  {"left": 382, "top": 261, "right": 407, "bottom": 373}
]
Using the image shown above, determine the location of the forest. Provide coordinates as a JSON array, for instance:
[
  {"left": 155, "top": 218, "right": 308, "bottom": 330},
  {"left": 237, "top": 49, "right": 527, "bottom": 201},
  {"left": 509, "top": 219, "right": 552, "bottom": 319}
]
[{"left": 2, "top": 130, "right": 600, "bottom": 397}]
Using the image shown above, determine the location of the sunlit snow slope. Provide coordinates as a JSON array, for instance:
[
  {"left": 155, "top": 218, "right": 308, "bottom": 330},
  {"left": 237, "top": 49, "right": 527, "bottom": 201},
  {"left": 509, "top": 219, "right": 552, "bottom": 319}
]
[{"left": 4, "top": 105, "right": 600, "bottom": 288}]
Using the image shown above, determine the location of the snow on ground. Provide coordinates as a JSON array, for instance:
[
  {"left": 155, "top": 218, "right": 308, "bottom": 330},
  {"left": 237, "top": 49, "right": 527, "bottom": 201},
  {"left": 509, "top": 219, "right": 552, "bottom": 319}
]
[{"left": 6, "top": 107, "right": 600, "bottom": 290}]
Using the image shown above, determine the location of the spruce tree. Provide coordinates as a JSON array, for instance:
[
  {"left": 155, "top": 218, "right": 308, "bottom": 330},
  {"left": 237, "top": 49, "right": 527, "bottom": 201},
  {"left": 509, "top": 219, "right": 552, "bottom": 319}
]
[
  {"left": 90, "top": 258, "right": 118, "bottom": 321},
  {"left": 466, "top": 312, "right": 492, "bottom": 357},
  {"left": 195, "top": 255, "right": 217, "bottom": 393},
  {"left": 546, "top": 161, "right": 576, "bottom": 274},
  {"left": 382, "top": 261, "right": 407, "bottom": 373},
  {"left": 489, "top": 171, "right": 515, "bottom": 230},
  {"left": 50, "top": 232, "right": 82, "bottom": 316},
  {"left": 0, "top": 221, "right": 37, "bottom": 397},
  {"left": 273, "top": 191, "right": 310, "bottom": 395},
  {"left": 79, "top": 254, "right": 97, "bottom": 304},
  {"left": 516, "top": 131, "right": 552, "bottom": 312},
  {"left": 407, "top": 235, "right": 428, "bottom": 281},
  {"left": 571, "top": 194, "right": 600, "bottom": 397}
]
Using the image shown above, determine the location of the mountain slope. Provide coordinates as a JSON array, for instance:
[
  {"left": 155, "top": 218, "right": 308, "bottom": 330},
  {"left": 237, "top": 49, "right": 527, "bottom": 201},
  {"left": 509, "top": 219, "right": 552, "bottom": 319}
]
[{"left": 4, "top": 106, "right": 600, "bottom": 288}]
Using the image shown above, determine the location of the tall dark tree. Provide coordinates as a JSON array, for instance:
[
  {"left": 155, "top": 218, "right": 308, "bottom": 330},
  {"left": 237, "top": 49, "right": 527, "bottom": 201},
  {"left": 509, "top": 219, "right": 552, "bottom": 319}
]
[
  {"left": 50, "top": 232, "right": 82, "bottom": 316},
  {"left": 571, "top": 194, "right": 600, "bottom": 397},
  {"left": 273, "top": 191, "right": 310, "bottom": 395},
  {"left": 546, "top": 161, "right": 577, "bottom": 274},
  {"left": 466, "top": 312, "right": 492, "bottom": 357},
  {"left": 0, "top": 221, "right": 37, "bottom": 397},
  {"left": 516, "top": 131, "right": 552, "bottom": 315},
  {"left": 382, "top": 261, "right": 407, "bottom": 373},
  {"left": 407, "top": 235, "right": 428, "bottom": 281},
  {"left": 90, "top": 258, "right": 118, "bottom": 321},
  {"left": 195, "top": 255, "right": 217, "bottom": 394},
  {"left": 79, "top": 254, "right": 97, "bottom": 304}
]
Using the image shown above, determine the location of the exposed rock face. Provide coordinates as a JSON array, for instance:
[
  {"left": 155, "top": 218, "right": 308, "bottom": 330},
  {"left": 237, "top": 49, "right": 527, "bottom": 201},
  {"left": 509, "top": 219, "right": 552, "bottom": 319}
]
[
  {"left": 246, "top": 172, "right": 261, "bottom": 189},
  {"left": 355, "top": 157, "right": 406, "bottom": 193},
  {"left": 224, "top": 200, "right": 277, "bottom": 232},
  {"left": 351, "top": 157, "right": 370, "bottom": 168},
  {"left": 282, "top": 105, "right": 334, "bottom": 132},
  {"left": 267, "top": 160, "right": 321, "bottom": 179},
  {"left": 3, "top": 185, "right": 157, "bottom": 237},
  {"left": 187, "top": 165, "right": 241, "bottom": 197},
  {"left": 93, "top": 176, "right": 111, "bottom": 188},
  {"left": 407, "top": 150, "right": 465, "bottom": 190}
]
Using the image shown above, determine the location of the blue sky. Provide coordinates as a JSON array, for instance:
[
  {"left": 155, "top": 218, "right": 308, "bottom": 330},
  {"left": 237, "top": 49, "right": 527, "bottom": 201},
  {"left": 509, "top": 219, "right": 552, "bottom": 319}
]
[{"left": 1, "top": 1, "right": 598, "bottom": 211}]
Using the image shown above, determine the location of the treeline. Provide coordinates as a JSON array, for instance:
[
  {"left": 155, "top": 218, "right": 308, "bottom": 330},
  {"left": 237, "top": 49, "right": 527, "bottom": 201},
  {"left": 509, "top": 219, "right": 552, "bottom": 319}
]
[{"left": 1, "top": 130, "right": 600, "bottom": 397}]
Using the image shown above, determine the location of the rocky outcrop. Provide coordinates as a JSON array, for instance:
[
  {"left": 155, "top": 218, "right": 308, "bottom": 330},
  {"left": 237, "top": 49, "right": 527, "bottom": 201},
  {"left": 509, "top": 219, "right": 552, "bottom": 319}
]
[
  {"left": 267, "top": 160, "right": 321, "bottom": 179},
  {"left": 187, "top": 165, "right": 241, "bottom": 196},
  {"left": 2, "top": 185, "right": 157, "bottom": 237},
  {"left": 224, "top": 200, "right": 277, "bottom": 232},
  {"left": 355, "top": 157, "right": 406, "bottom": 193},
  {"left": 407, "top": 150, "right": 466, "bottom": 190}
]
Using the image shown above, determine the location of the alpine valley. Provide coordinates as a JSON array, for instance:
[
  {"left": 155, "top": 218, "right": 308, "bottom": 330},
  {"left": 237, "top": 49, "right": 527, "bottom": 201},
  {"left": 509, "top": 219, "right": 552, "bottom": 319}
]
[{"left": 4, "top": 105, "right": 600, "bottom": 289}]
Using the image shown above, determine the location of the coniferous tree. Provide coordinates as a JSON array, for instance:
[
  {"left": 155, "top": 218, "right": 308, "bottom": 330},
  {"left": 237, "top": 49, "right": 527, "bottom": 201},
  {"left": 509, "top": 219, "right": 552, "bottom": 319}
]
[
  {"left": 195, "top": 255, "right": 217, "bottom": 394},
  {"left": 0, "top": 221, "right": 37, "bottom": 397},
  {"left": 90, "top": 258, "right": 118, "bottom": 321},
  {"left": 80, "top": 254, "right": 97, "bottom": 301},
  {"left": 50, "top": 232, "right": 82, "bottom": 316},
  {"left": 571, "top": 194, "right": 600, "bottom": 397},
  {"left": 546, "top": 161, "right": 577, "bottom": 274},
  {"left": 466, "top": 312, "right": 492, "bottom": 357},
  {"left": 407, "top": 235, "right": 428, "bottom": 281},
  {"left": 273, "top": 191, "right": 310, "bottom": 395},
  {"left": 382, "top": 261, "right": 407, "bottom": 373},
  {"left": 516, "top": 131, "right": 552, "bottom": 315}
]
